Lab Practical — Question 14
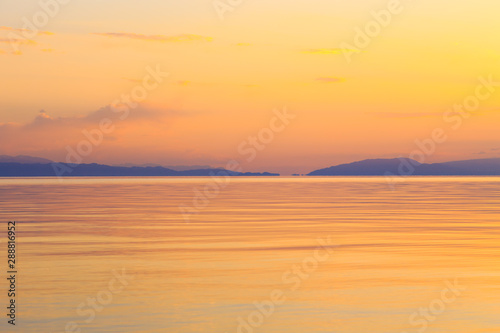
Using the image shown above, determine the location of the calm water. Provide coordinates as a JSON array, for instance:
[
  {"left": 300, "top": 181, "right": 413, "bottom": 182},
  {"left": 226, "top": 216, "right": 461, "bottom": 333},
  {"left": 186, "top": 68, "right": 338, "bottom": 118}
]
[{"left": 0, "top": 177, "right": 499, "bottom": 332}]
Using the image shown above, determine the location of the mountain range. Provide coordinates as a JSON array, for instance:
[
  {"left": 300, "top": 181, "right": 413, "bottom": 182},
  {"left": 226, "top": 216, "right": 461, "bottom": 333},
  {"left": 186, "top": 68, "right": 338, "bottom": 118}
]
[
  {"left": 308, "top": 157, "right": 500, "bottom": 176},
  {"left": 115, "top": 163, "right": 212, "bottom": 171},
  {"left": 0, "top": 155, "right": 278, "bottom": 177},
  {"left": 1, "top": 155, "right": 500, "bottom": 177},
  {"left": 0, "top": 155, "right": 212, "bottom": 171},
  {"left": 0, "top": 155, "right": 53, "bottom": 164}
]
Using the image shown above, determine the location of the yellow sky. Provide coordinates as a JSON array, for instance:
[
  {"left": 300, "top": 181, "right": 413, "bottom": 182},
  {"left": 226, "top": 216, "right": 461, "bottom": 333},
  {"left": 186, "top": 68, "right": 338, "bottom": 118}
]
[{"left": 1, "top": 0, "right": 499, "bottom": 173}]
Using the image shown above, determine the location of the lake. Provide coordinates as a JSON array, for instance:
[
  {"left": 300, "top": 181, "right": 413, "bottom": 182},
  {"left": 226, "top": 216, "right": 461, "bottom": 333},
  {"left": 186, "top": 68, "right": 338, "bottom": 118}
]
[{"left": 0, "top": 177, "right": 499, "bottom": 332}]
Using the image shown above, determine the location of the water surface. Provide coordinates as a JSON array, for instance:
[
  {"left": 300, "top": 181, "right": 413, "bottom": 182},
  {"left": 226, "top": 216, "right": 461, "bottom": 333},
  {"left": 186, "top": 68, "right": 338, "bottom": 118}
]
[{"left": 0, "top": 177, "right": 499, "bottom": 332}]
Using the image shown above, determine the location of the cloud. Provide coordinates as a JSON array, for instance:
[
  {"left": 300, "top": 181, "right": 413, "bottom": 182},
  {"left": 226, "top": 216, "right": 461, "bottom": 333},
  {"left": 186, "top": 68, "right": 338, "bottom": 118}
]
[
  {"left": 82, "top": 105, "right": 168, "bottom": 123},
  {"left": 316, "top": 77, "right": 345, "bottom": 83},
  {"left": 0, "top": 26, "right": 54, "bottom": 36},
  {"left": 0, "top": 37, "right": 36, "bottom": 55},
  {"left": 37, "top": 110, "right": 52, "bottom": 120},
  {"left": 474, "top": 151, "right": 487, "bottom": 155},
  {"left": 0, "top": 26, "right": 55, "bottom": 55},
  {"left": 235, "top": 43, "right": 251, "bottom": 47},
  {"left": 92, "top": 32, "right": 213, "bottom": 43},
  {"left": 0, "top": 38, "right": 37, "bottom": 46},
  {"left": 0, "top": 106, "right": 181, "bottom": 157}
]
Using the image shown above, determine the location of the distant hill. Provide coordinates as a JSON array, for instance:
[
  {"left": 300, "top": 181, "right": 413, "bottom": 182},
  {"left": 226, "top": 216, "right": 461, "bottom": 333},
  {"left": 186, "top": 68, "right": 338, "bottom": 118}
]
[
  {"left": 308, "top": 158, "right": 500, "bottom": 176},
  {"left": 116, "top": 163, "right": 212, "bottom": 171},
  {"left": 0, "top": 155, "right": 53, "bottom": 164},
  {"left": 0, "top": 162, "right": 279, "bottom": 177}
]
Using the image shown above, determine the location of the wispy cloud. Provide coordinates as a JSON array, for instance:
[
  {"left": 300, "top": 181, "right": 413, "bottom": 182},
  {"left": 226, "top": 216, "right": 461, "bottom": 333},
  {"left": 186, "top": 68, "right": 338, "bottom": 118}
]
[
  {"left": 92, "top": 32, "right": 213, "bottom": 43},
  {"left": 0, "top": 106, "right": 180, "bottom": 157},
  {"left": 0, "top": 26, "right": 54, "bottom": 36},
  {"left": 37, "top": 110, "right": 52, "bottom": 120},
  {"left": 235, "top": 43, "right": 251, "bottom": 47},
  {"left": 1, "top": 107, "right": 168, "bottom": 132},
  {"left": 316, "top": 77, "right": 345, "bottom": 83},
  {"left": 0, "top": 38, "right": 36, "bottom": 46}
]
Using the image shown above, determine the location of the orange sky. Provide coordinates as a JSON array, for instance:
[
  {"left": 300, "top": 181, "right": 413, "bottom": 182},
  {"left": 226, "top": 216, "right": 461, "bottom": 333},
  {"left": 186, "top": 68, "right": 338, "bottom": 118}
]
[{"left": 1, "top": 0, "right": 500, "bottom": 174}]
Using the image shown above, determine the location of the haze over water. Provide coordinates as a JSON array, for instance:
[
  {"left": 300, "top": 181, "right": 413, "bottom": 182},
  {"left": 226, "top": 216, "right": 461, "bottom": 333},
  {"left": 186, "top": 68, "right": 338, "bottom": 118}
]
[{"left": 1, "top": 177, "right": 499, "bottom": 332}]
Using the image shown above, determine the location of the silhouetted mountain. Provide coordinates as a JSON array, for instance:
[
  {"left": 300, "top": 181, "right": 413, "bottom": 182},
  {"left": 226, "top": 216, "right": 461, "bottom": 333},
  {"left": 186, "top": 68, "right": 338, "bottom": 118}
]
[
  {"left": 116, "top": 163, "right": 212, "bottom": 171},
  {"left": 308, "top": 158, "right": 500, "bottom": 176},
  {"left": 0, "top": 155, "right": 53, "bottom": 164},
  {"left": 418, "top": 158, "right": 500, "bottom": 175},
  {"left": 309, "top": 158, "right": 418, "bottom": 176},
  {"left": 0, "top": 162, "right": 279, "bottom": 177}
]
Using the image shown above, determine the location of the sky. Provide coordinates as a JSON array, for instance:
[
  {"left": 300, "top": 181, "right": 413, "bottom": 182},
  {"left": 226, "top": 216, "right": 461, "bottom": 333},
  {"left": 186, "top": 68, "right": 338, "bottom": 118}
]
[{"left": 1, "top": 0, "right": 500, "bottom": 174}]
